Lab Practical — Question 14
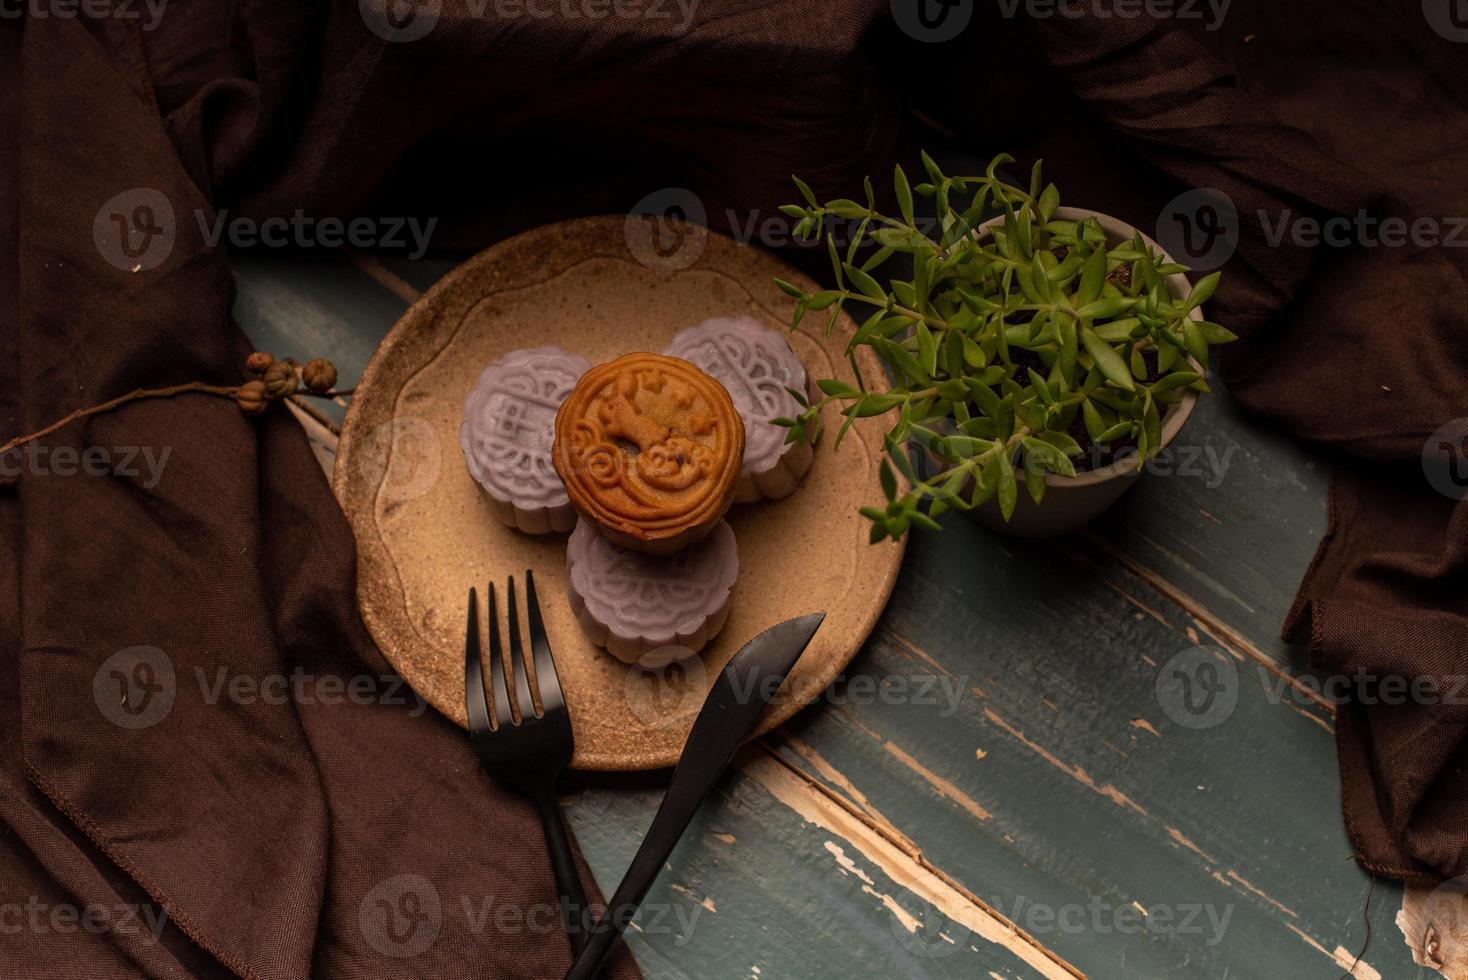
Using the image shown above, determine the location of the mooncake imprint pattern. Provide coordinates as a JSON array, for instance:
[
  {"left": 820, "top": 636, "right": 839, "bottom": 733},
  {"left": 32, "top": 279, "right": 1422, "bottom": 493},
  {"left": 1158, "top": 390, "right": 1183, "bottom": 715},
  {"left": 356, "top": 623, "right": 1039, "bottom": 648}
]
[
  {"left": 664, "top": 316, "right": 814, "bottom": 502},
  {"left": 566, "top": 519, "right": 738, "bottom": 665},
  {"left": 460, "top": 346, "right": 591, "bottom": 533},
  {"left": 554, "top": 353, "right": 744, "bottom": 554}
]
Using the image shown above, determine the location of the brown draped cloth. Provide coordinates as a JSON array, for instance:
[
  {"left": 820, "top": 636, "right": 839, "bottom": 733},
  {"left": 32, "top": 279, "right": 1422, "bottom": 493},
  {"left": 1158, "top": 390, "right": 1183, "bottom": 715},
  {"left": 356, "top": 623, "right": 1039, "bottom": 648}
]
[
  {"left": 922, "top": 0, "right": 1467, "bottom": 881},
  {"left": 3, "top": 0, "right": 1465, "bottom": 975},
  {"left": 0, "top": 2, "right": 896, "bottom": 978}
]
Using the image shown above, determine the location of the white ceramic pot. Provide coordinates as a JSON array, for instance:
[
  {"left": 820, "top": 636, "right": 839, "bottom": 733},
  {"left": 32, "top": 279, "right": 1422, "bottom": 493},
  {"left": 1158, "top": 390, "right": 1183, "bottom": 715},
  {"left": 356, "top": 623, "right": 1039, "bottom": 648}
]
[{"left": 941, "top": 206, "right": 1205, "bottom": 539}]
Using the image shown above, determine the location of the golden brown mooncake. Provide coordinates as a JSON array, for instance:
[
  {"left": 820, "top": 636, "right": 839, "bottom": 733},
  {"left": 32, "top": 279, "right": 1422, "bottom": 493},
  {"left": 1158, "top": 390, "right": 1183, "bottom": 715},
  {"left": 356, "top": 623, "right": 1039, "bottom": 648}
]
[{"left": 552, "top": 353, "right": 745, "bottom": 555}]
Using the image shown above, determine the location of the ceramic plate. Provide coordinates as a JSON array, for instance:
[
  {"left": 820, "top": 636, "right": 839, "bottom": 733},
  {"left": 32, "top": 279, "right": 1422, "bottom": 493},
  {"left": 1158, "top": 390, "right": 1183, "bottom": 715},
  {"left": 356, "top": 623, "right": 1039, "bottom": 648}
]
[{"left": 333, "top": 216, "right": 905, "bottom": 770}]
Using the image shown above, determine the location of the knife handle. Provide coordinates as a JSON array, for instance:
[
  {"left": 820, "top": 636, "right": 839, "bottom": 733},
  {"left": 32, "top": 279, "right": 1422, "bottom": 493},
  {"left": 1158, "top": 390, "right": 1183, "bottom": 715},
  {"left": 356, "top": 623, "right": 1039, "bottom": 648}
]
[
  {"left": 565, "top": 612, "right": 823, "bottom": 980},
  {"left": 566, "top": 697, "right": 747, "bottom": 980}
]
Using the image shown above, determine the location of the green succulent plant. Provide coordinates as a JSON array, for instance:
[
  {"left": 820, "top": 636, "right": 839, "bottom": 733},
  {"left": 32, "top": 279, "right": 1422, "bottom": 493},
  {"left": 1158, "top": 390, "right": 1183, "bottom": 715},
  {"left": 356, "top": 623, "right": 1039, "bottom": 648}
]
[{"left": 772, "top": 152, "right": 1237, "bottom": 542}]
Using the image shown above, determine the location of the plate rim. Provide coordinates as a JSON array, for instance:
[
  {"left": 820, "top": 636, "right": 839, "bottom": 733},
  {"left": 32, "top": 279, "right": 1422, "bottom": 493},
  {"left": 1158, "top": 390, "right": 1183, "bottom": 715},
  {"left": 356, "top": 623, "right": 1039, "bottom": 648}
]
[{"left": 332, "top": 215, "right": 907, "bottom": 770}]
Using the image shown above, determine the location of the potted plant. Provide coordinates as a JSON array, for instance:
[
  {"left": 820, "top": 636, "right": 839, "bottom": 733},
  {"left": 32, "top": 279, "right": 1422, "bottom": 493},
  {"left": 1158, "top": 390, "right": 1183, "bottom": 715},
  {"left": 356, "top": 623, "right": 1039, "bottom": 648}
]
[{"left": 772, "top": 153, "right": 1237, "bottom": 539}]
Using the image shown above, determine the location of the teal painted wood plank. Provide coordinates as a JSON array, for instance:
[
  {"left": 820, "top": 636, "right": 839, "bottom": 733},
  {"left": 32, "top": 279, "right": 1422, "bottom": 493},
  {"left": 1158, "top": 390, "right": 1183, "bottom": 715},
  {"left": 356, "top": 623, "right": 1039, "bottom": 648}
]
[
  {"left": 766, "top": 522, "right": 1421, "bottom": 979},
  {"left": 568, "top": 765, "right": 1063, "bottom": 980},
  {"left": 1084, "top": 384, "right": 1330, "bottom": 673},
  {"left": 231, "top": 254, "right": 407, "bottom": 426}
]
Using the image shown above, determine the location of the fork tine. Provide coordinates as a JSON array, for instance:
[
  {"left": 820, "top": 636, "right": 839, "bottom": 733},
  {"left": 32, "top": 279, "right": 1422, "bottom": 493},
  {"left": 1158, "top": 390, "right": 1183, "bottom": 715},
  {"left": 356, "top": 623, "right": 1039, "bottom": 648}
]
[
  {"left": 524, "top": 570, "right": 566, "bottom": 716},
  {"left": 506, "top": 576, "right": 538, "bottom": 721},
  {"left": 465, "top": 588, "right": 492, "bottom": 734},
  {"left": 487, "top": 582, "right": 514, "bottom": 729}
]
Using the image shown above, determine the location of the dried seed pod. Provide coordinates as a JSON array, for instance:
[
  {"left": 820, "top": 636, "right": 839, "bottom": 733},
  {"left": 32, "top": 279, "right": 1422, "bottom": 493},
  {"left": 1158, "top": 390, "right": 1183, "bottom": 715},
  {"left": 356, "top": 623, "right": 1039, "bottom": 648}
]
[
  {"left": 302, "top": 358, "right": 338, "bottom": 394},
  {"left": 245, "top": 352, "right": 275, "bottom": 374},
  {"left": 236, "top": 380, "right": 269, "bottom": 416},
  {"left": 262, "top": 361, "right": 298, "bottom": 398}
]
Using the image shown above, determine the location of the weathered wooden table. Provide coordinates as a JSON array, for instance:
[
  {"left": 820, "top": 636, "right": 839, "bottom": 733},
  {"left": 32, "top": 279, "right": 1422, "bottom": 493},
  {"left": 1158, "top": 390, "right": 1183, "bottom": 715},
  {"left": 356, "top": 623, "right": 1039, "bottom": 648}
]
[{"left": 232, "top": 183, "right": 1427, "bottom": 979}]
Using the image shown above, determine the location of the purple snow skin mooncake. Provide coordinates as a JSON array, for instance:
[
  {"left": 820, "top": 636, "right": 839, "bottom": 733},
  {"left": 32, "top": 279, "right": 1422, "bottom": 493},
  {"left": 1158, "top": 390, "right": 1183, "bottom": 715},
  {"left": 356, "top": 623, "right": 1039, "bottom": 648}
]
[
  {"left": 566, "top": 519, "right": 738, "bottom": 666},
  {"left": 460, "top": 346, "right": 591, "bottom": 534},
  {"left": 664, "top": 315, "right": 814, "bottom": 503}
]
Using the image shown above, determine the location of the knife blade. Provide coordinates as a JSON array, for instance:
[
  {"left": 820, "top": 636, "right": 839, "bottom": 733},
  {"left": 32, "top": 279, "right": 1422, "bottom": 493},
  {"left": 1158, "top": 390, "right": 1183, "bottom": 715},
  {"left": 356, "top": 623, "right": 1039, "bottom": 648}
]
[{"left": 564, "top": 612, "right": 826, "bottom": 980}]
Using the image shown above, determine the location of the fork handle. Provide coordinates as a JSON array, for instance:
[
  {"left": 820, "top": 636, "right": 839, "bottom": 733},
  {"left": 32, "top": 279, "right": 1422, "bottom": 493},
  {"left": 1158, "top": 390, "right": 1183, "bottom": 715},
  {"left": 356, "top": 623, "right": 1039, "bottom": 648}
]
[{"left": 535, "top": 792, "right": 592, "bottom": 956}]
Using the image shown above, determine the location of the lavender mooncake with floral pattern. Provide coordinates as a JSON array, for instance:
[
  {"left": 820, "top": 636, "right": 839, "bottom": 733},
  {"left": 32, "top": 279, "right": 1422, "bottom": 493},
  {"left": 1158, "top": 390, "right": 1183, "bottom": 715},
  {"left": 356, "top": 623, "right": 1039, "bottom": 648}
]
[
  {"left": 460, "top": 346, "right": 591, "bottom": 534},
  {"left": 566, "top": 519, "right": 738, "bottom": 666},
  {"left": 664, "top": 316, "right": 814, "bottom": 503}
]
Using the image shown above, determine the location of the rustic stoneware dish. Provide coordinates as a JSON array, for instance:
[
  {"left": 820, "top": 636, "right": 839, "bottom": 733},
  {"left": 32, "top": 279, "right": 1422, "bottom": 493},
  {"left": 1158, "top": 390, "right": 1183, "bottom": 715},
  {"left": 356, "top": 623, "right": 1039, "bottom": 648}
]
[{"left": 333, "top": 216, "right": 905, "bottom": 770}]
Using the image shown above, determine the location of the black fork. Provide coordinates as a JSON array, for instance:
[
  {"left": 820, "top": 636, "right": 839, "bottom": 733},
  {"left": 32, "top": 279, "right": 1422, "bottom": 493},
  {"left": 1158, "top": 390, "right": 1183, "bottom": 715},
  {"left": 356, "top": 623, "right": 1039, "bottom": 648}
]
[{"left": 466, "top": 571, "right": 589, "bottom": 955}]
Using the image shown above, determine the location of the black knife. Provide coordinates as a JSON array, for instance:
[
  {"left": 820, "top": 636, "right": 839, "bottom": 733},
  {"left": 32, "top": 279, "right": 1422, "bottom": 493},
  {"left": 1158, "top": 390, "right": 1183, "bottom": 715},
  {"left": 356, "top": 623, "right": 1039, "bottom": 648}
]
[{"left": 564, "top": 612, "right": 826, "bottom": 980}]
